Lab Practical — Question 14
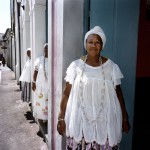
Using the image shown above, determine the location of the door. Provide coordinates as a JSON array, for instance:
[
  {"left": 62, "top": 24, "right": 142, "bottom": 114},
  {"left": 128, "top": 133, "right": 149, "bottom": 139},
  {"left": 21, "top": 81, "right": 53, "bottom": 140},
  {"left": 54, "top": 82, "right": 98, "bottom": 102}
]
[{"left": 84, "top": 0, "right": 140, "bottom": 149}]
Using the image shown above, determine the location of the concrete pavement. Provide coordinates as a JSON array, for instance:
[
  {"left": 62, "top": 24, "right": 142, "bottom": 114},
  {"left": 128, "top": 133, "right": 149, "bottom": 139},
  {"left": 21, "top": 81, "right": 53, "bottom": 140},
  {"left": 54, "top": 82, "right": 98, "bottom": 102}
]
[{"left": 0, "top": 66, "right": 48, "bottom": 150}]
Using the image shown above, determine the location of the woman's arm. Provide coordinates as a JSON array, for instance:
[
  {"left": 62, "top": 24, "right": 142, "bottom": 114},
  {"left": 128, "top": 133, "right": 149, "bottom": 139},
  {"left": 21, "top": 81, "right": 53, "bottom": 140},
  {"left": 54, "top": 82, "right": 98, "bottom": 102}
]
[
  {"left": 32, "top": 70, "right": 38, "bottom": 91},
  {"left": 116, "top": 85, "right": 130, "bottom": 133},
  {"left": 57, "top": 82, "right": 72, "bottom": 136}
]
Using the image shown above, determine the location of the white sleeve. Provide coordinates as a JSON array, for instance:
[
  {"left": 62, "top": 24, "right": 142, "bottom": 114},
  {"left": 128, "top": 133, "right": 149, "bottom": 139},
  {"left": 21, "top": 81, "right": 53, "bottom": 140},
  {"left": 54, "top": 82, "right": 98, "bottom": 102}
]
[
  {"left": 64, "top": 61, "right": 77, "bottom": 85},
  {"left": 112, "top": 64, "right": 124, "bottom": 87}
]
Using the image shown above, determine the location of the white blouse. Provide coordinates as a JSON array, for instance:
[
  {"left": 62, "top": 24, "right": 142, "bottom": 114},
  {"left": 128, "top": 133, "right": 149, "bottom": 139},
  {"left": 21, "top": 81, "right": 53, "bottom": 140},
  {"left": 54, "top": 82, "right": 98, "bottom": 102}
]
[
  {"left": 34, "top": 56, "right": 48, "bottom": 92},
  {"left": 19, "top": 59, "right": 31, "bottom": 83},
  {"left": 64, "top": 59, "right": 123, "bottom": 147}
]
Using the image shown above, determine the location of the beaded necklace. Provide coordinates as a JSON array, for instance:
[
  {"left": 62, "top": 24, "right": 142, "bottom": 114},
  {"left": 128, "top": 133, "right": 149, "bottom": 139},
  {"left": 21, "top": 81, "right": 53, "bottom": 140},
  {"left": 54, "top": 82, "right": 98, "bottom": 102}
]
[
  {"left": 80, "top": 55, "right": 106, "bottom": 124},
  {"left": 43, "top": 56, "right": 48, "bottom": 80}
]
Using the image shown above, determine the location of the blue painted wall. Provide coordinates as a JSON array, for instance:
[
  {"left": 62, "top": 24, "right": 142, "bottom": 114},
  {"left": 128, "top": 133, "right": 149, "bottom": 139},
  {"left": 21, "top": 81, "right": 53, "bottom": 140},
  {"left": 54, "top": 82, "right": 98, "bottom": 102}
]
[{"left": 85, "top": 0, "right": 140, "bottom": 149}]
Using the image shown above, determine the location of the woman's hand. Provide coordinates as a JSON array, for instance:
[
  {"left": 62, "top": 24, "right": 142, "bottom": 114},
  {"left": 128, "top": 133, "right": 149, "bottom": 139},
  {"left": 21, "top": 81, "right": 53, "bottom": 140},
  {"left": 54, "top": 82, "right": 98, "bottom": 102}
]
[
  {"left": 122, "top": 119, "right": 130, "bottom": 133},
  {"left": 57, "top": 120, "right": 66, "bottom": 136},
  {"left": 57, "top": 82, "right": 71, "bottom": 136},
  {"left": 32, "top": 82, "right": 36, "bottom": 91},
  {"left": 32, "top": 70, "right": 38, "bottom": 91}
]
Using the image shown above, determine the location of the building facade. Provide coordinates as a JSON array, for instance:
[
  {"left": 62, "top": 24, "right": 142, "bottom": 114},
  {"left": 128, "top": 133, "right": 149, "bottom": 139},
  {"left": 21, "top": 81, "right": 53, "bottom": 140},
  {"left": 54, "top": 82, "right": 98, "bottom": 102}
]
[{"left": 8, "top": 0, "right": 150, "bottom": 150}]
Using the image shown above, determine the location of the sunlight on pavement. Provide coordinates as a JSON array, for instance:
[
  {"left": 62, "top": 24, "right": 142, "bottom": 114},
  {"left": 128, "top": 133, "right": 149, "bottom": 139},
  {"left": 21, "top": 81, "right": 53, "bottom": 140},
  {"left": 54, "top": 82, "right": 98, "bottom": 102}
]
[{"left": 0, "top": 65, "right": 11, "bottom": 85}]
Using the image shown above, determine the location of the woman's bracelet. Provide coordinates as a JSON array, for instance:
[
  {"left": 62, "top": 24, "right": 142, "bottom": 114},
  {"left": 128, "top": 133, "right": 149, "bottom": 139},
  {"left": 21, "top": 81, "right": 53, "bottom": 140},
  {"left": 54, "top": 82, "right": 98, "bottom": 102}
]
[
  {"left": 32, "top": 81, "right": 36, "bottom": 83},
  {"left": 58, "top": 118, "right": 64, "bottom": 121}
]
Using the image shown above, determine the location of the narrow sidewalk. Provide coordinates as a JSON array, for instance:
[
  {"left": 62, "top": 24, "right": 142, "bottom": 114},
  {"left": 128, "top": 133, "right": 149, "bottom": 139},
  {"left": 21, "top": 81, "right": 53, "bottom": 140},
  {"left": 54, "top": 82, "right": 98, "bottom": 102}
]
[{"left": 0, "top": 66, "right": 48, "bottom": 150}]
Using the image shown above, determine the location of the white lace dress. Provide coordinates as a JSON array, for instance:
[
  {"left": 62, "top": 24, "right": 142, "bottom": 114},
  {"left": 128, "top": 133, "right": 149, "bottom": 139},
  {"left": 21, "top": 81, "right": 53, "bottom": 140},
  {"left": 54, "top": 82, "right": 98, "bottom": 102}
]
[
  {"left": 64, "top": 59, "right": 123, "bottom": 147},
  {"left": 33, "top": 56, "right": 48, "bottom": 120}
]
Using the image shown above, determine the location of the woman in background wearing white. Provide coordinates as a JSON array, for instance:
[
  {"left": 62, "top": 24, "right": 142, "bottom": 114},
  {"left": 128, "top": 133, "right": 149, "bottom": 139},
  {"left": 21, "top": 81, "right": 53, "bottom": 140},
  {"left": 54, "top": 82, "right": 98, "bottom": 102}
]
[
  {"left": 19, "top": 48, "right": 31, "bottom": 102},
  {"left": 32, "top": 43, "right": 48, "bottom": 122}
]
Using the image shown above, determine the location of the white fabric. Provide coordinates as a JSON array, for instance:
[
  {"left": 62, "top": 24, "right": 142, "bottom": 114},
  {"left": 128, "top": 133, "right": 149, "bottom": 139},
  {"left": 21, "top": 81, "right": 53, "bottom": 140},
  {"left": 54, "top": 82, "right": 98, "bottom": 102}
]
[
  {"left": 84, "top": 26, "right": 106, "bottom": 49},
  {"left": 27, "top": 48, "right": 31, "bottom": 51},
  {"left": 34, "top": 56, "right": 48, "bottom": 92},
  {"left": 64, "top": 59, "right": 123, "bottom": 147},
  {"left": 19, "top": 59, "right": 31, "bottom": 83},
  {"left": 33, "top": 56, "right": 48, "bottom": 120}
]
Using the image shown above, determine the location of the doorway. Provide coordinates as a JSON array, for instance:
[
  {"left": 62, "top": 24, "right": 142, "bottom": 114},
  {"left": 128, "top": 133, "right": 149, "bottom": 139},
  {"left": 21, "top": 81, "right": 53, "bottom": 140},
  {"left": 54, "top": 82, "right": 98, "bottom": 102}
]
[{"left": 132, "top": 0, "right": 150, "bottom": 149}]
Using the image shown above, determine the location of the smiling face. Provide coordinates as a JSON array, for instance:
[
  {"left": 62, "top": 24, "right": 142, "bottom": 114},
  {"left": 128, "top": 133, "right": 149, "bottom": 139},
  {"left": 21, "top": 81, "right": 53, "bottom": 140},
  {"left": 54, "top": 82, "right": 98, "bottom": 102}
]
[{"left": 86, "top": 34, "right": 103, "bottom": 57}]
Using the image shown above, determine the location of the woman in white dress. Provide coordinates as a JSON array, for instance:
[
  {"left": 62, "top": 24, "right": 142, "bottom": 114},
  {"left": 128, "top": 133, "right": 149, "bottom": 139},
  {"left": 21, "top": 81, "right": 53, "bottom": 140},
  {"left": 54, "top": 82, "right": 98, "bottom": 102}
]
[
  {"left": 32, "top": 43, "right": 48, "bottom": 121},
  {"left": 19, "top": 48, "right": 31, "bottom": 102},
  {"left": 57, "top": 26, "right": 130, "bottom": 150}
]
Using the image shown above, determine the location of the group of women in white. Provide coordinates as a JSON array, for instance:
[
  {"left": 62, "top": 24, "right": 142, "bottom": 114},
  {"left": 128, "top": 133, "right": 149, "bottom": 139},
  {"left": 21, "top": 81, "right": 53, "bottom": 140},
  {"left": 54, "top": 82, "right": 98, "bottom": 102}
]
[
  {"left": 19, "top": 25, "right": 130, "bottom": 150},
  {"left": 19, "top": 43, "right": 48, "bottom": 122}
]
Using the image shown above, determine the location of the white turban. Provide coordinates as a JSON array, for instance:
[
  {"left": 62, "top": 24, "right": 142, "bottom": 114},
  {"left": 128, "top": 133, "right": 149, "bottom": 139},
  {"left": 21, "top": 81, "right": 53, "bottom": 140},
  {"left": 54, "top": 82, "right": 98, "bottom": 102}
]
[
  {"left": 27, "top": 48, "right": 31, "bottom": 51},
  {"left": 44, "top": 43, "right": 48, "bottom": 49},
  {"left": 84, "top": 26, "right": 106, "bottom": 49}
]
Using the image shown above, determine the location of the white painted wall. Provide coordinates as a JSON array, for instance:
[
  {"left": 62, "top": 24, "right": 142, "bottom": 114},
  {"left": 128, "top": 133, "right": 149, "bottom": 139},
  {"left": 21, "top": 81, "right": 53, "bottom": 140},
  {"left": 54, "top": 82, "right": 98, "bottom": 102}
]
[
  {"left": 31, "top": 0, "right": 46, "bottom": 61},
  {"left": 28, "top": 0, "right": 46, "bottom": 106},
  {"left": 48, "top": 0, "right": 84, "bottom": 149},
  {"left": 48, "top": 1, "right": 64, "bottom": 149},
  {"left": 48, "top": 0, "right": 52, "bottom": 149},
  {"left": 15, "top": 0, "right": 21, "bottom": 84}
]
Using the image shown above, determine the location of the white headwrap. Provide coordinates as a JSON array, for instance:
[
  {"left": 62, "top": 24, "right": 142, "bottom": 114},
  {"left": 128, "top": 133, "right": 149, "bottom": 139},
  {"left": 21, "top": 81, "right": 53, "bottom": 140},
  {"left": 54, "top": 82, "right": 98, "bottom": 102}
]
[
  {"left": 27, "top": 48, "right": 31, "bottom": 52},
  {"left": 84, "top": 26, "right": 106, "bottom": 49},
  {"left": 44, "top": 43, "right": 48, "bottom": 49}
]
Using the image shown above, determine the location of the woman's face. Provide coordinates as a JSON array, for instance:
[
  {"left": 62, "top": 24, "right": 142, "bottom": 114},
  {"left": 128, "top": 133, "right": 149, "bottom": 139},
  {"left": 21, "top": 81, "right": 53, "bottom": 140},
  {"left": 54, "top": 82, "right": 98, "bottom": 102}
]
[
  {"left": 86, "top": 34, "right": 103, "bottom": 57},
  {"left": 27, "top": 50, "right": 31, "bottom": 58},
  {"left": 44, "top": 46, "right": 48, "bottom": 57}
]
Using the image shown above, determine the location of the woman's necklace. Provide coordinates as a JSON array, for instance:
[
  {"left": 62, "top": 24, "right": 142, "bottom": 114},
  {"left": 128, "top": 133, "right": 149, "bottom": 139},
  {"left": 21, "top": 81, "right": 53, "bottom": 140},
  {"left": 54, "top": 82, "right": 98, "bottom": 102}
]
[
  {"left": 43, "top": 56, "right": 48, "bottom": 80},
  {"left": 85, "top": 55, "right": 102, "bottom": 67},
  {"left": 80, "top": 55, "right": 106, "bottom": 123},
  {"left": 99, "top": 56, "right": 102, "bottom": 66}
]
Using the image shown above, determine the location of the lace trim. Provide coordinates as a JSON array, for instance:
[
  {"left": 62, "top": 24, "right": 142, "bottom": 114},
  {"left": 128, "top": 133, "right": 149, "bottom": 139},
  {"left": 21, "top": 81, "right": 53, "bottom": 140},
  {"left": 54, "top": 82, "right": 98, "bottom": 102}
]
[{"left": 79, "top": 55, "right": 106, "bottom": 124}]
